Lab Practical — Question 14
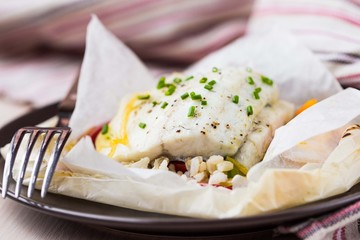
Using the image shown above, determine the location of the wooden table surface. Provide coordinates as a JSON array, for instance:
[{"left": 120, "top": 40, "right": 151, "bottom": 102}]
[{"left": 0, "top": 99, "right": 297, "bottom": 240}]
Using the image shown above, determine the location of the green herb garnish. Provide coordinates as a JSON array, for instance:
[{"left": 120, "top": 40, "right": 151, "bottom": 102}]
[
  {"left": 247, "top": 105, "right": 253, "bottom": 116},
  {"left": 247, "top": 76, "right": 255, "bottom": 85},
  {"left": 208, "top": 80, "right": 217, "bottom": 86},
  {"left": 165, "top": 84, "right": 176, "bottom": 96},
  {"left": 137, "top": 94, "right": 150, "bottom": 100},
  {"left": 204, "top": 84, "right": 213, "bottom": 91},
  {"left": 181, "top": 92, "right": 189, "bottom": 100},
  {"left": 188, "top": 106, "right": 196, "bottom": 117},
  {"left": 173, "top": 78, "right": 182, "bottom": 84},
  {"left": 261, "top": 75, "right": 273, "bottom": 86},
  {"left": 185, "top": 75, "right": 194, "bottom": 81},
  {"left": 190, "top": 92, "right": 202, "bottom": 100},
  {"left": 201, "top": 100, "right": 207, "bottom": 106},
  {"left": 139, "top": 122, "right": 146, "bottom": 129},
  {"left": 157, "top": 77, "right": 166, "bottom": 89},
  {"left": 212, "top": 67, "right": 219, "bottom": 73},
  {"left": 152, "top": 101, "right": 158, "bottom": 107},
  {"left": 232, "top": 95, "right": 239, "bottom": 104},
  {"left": 199, "top": 77, "right": 208, "bottom": 84},
  {"left": 161, "top": 102, "right": 168, "bottom": 109},
  {"left": 253, "top": 87, "right": 262, "bottom": 100},
  {"left": 101, "top": 124, "right": 109, "bottom": 135}
]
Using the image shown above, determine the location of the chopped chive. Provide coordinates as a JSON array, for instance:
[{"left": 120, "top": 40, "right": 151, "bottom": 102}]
[
  {"left": 261, "top": 75, "right": 273, "bottom": 86},
  {"left": 232, "top": 95, "right": 239, "bottom": 104},
  {"left": 139, "top": 122, "right": 147, "bottom": 129},
  {"left": 201, "top": 100, "right": 207, "bottom": 106},
  {"left": 208, "top": 80, "right": 217, "bottom": 86},
  {"left": 253, "top": 87, "right": 262, "bottom": 100},
  {"left": 101, "top": 124, "right": 109, "bottom": 135},
  {"left": 137, "top": 94, "right": 150, "bottom": 100},
  {"left": 185, "top": 75, "right": 194, "bottom": 81},
  {"left": 157, "top": 77, "right": 166, "bottom": 89},
  {"left": 165, "top": 84, "right": 176, "bottom": 96},
  {"left": 212, "top": 67, "right": 219, "bottom": 73},
  {"left": 152, "top": 101, "right": 158, "bottom": 107},
  {"left": 188, "top": 106, "right": 196, "bottom": 117},
  {"left": 247, "top": 76, "right": 255, "bottom": 85},
  {"left": 247, "top": 105, "right": 253, "bottom": 116},
  {"left": 190, "top": 92, "right": 202, "bottom": 100},
  {"left": 161, "top": 102, "right": 168, "bottom": 109},
  {"left": 199, "top": 77, "right": 207, "bottom": 84},
  {"left": 181, "top": 92, "right": 189, "bottom": 100},
  {"left": 173, "top": 77, "right": 182, "bottom": 84},
  {"left": 204, "top": 84, "right": 213, "bottom": 91},
  {"left": 246, "top": 67, "right": 253, "bottom": 73}
]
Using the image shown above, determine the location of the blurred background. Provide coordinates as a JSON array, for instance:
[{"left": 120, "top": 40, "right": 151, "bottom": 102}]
[{"left": 0, "top": 0, "right": 359, "bottom": 120}]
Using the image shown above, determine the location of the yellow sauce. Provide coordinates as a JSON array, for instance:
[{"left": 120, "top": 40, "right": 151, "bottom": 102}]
[{"left": 96, "top": 94, "right": 142, "bottom": 158}]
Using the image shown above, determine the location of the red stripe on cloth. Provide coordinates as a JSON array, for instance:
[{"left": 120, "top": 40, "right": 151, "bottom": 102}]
[
  {"left": 295, "top": 29, "right": 360, "bottom": 45},
  {"left": 193, "top": 26, "right": 247, "bottom": 59},
  {"left": 321, "top": 203, "right": 360, "bottom": 225},
  {"left": 350, "top": 0, "right": 360, "bottom": 7},
  {"left": 332, "top": 226, "right": 346, "bottom": 240},
  {"left": 341, "top": 226, "right": 346, "bottom": 240},
  {"left": 53, "top": 0, "right": 250, "bottom": 51},
  {"left": 298, "top": 201, "right": 360, "bottom": 238},
  {"left": 337, "top": 73, "right": 360, "bottom": 81},
  {"left": 140, "top": 21, "right": 246, "bottom": 63},
  {"left": 52, "top": 0, "right": 154, "bottom": 34},
  {"left": 254, "top": 7, "right": 360, "bottom": 27},
  {"left": 97, "top": 0, "right": 248, "bottom": 38},
  {"left": 332, "top": 228, "right": 338, "bottom": 240}
]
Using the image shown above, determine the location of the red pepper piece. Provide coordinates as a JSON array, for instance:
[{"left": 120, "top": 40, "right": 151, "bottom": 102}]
[
  {"left": 199, "top": 182, "right": 232, "bottom": 190},
  {"left": 87, "top": 125, "right": 103, "bottom": 144},
  {"left": 170, "top": 161, "right": 187, "bottom": 173}
]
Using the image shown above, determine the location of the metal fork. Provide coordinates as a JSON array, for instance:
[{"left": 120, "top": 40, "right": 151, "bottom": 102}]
[{"left": 2, "top": 77, "right": 78, "bottom": 199}]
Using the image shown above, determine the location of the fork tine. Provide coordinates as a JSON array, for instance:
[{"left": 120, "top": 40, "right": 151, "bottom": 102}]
[
  {"left": 41, "top": 128, "right": 71, "bottom": 198},
  {"left": 27, "top": 130, "right": 56, "bottom": 198},
  {"left": 14, "top": 129, "right": 41, "bottom": 198},
  {"left": 2, "top": 129, "right": 28, "bottom": 198}
]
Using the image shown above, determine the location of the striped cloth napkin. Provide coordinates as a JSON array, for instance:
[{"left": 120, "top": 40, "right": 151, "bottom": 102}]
[{"left": 1, "top": 0, "right": 360, "bottom": 239}]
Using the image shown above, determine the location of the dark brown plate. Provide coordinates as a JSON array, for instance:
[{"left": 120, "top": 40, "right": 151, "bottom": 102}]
[{"left": 1, "top": 103, "right": 360, "bottom": 236}]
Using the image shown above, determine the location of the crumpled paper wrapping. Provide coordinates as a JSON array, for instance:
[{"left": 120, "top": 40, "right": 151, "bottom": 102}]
[{"left": 4, "top": 16, "right": 360, "bottom": 219}]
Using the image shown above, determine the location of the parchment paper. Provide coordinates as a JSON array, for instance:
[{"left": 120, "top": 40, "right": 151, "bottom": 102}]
[{"left": 5, "top": 16, "right": 360, "bottom": 219}]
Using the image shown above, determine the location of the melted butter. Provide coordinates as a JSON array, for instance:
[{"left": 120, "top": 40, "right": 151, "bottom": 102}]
[
  {"left": 117, "top": 95, "right": 139, "bottom": 146},
  {"left": 96, "top": 94, "right": 141, "bottom": 158}
]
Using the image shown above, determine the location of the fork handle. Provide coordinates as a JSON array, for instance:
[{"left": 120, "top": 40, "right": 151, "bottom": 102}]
[{"left": 58, "top": 74, "right": 79, "bottom": 113}]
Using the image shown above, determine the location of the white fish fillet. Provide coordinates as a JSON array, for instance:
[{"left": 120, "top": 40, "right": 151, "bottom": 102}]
[
  {"left": 233, "top": 100, "right": 294, "bottom": 169},
  {"left": 96, "top": 67, "right": 294, "bottom": 163}
]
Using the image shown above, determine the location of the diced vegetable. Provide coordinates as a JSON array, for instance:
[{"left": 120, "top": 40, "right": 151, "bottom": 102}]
[
  {"left": 296, "top": 98, "right": 317, "bottom": 115},
  {"left": 225, "top": 156, "right": 248, "bottom": 177}
]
